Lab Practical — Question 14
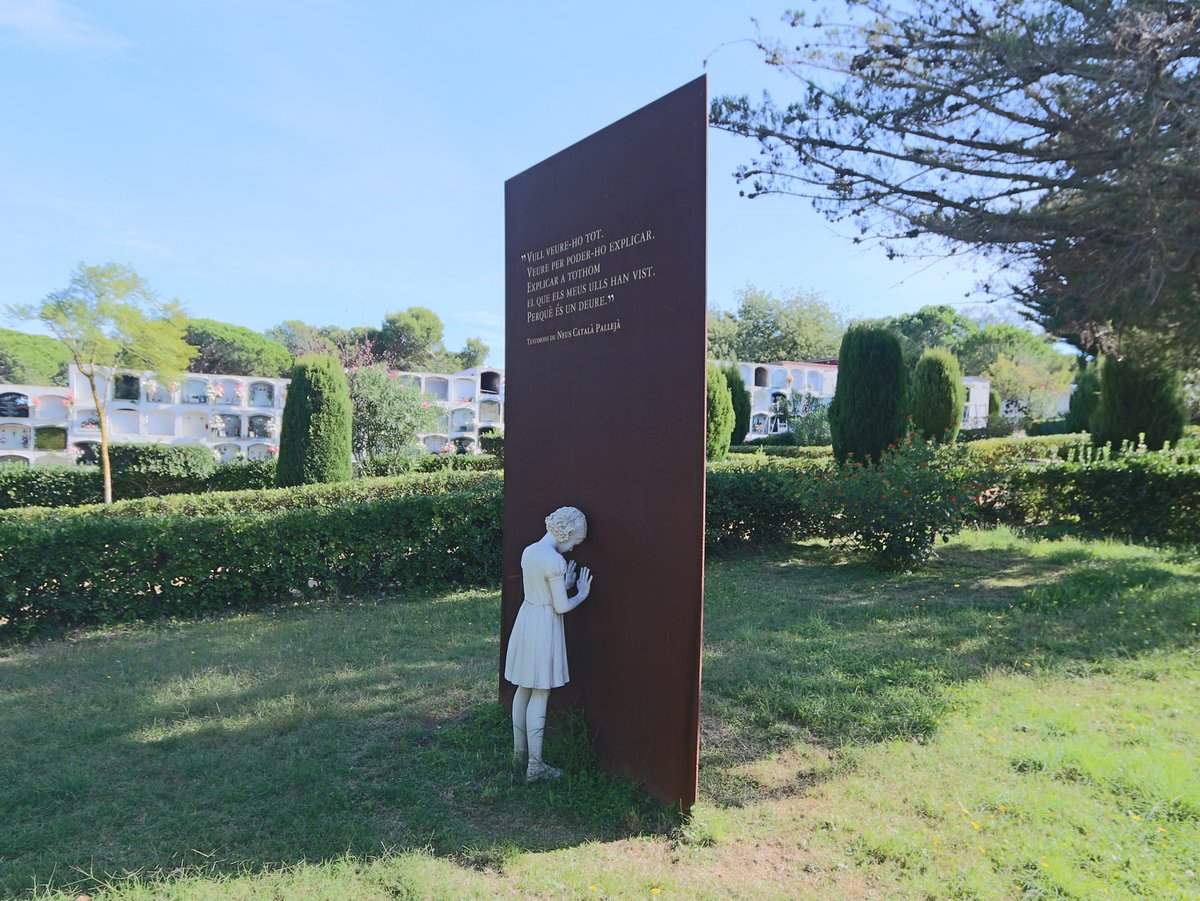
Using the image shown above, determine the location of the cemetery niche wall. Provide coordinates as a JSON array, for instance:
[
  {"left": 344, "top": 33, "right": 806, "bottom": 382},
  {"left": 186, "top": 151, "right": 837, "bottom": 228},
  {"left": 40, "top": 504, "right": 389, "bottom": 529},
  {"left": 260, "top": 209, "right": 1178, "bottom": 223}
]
[{"left": 502, "top": 77, "right": 708, "bottom": 807}]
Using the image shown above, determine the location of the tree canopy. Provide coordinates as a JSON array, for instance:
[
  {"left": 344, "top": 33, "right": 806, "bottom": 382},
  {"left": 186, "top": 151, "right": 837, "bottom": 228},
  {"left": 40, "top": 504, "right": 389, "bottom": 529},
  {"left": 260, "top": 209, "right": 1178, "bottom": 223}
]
[
  {"left": 184, "top": 318, "right": 293, "bottom": 377},
  {"left": 708, "top": 284, "right": 844, "bottom": 362},
  {"left": 0, "top": 327, "right": 72, "bottom": 386},
  {"left": 9, "top": 263, "right": 194, "bottom": 503},
  {"left": 711, "top": 0, "right": 1200, "bottom": 357},
  {"left": 266, "top": 307, "right": 489, "bottom": 374}
]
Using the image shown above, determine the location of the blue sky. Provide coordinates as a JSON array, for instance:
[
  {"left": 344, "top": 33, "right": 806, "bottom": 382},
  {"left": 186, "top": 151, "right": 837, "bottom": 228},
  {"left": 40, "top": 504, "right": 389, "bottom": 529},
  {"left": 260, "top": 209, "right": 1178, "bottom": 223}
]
[{"left": 0, "top": 0, "right": 991, "bottom": 367}]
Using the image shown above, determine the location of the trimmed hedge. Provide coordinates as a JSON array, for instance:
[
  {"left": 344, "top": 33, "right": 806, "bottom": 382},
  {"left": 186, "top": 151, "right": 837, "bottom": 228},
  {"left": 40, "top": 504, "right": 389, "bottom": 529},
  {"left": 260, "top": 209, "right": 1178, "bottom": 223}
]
[
  {"left": 407, "top": 453, "right": 502, "bottom": 473},
  {"left": 0, "top": 485, "right": 502, "bottom": 635},
  {"left": 729, "top": 444, "right": 834, "bottom": 459},
  {"left": 987, "top": 454, "right": 1200, "bottom": 545},
  {"left": 203, "top": 458, "right": 278, "bottom": 493},
  {"left": 0, "top": 470, "right": 502, "bottom": 522},
  {"left": 108, "top": 443, "right": 216, "bottom": 499},
  {"left": 0, "top": 465, "right": 102, "bottom": 509}
]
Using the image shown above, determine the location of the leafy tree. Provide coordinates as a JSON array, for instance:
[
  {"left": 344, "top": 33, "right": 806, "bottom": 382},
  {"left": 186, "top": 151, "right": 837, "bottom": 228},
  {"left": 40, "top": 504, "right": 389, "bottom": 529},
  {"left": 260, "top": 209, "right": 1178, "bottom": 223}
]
[
  {"left": 264, "top": 320, "right": 338, "bottom": 358},
  {"left": 377, "top": 307, "right": 446, "bottom": 371},
  {"left": 184, "top": 318, "right": 293, "bottom": 377},
  {"left": 1091, "top": 356, "right": 1186, "bottom": 452},
  {"left": 346, "top": 365, "right": 441, "bottom": 476},
  {"left": 712, "top": 0, "right": 1200, "bottom": 357},
  {"left": 952, "top": 323, "right": 1074, "bottom": 415},
  {"left": 0, "top": 327, "right": 72, "bottom": 385},
  {"left": 1065, "top": 360, "right": 1102, "bottom": 433},
  {"left": 276, "top": 354, "right": 353, "bottom": 486},
  {"left": 454, "top": 337, "right": 490, "bottom": 370},
  {"left": 860, "top": 306, "right": 979, "bottom": 368},
  {"left": 706, "top": 363, "right": 735, "bottom": 461},
  {"left": 909, "top": 348, "right": 966, "bottom": 443},
  {"left": 9, "top": 263, "right": 194, "bottom": 503},
  {"left": 722, "top": 365, "right": 751, "bottom": 445},
  {"left": 829, "top": 326, "right": 906, "bottom": 464},
  {"left": 708, "top": 285, "right": 843, "bottom": 362}
]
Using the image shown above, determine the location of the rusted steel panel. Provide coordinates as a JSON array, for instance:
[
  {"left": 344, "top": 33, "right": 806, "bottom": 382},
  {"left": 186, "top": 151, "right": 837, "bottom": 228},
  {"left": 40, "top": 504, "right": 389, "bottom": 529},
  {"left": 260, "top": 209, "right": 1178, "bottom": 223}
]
[{"left": 502, "top": 77, "right": 707, "bottom": 808}]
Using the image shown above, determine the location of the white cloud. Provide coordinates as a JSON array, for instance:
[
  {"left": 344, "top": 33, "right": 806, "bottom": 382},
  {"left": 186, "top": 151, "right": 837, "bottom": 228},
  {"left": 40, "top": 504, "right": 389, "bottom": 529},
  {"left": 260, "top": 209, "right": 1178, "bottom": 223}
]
[{"left": 0, "top": 0, "right": 128, "bottom": 50}]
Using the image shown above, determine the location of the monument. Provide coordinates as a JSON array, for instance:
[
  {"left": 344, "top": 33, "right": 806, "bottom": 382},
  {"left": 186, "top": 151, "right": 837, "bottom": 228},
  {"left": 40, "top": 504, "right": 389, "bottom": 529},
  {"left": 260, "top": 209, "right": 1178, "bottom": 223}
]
[{"left": 501, "top": 77, "right": 708, "bottom": 807}]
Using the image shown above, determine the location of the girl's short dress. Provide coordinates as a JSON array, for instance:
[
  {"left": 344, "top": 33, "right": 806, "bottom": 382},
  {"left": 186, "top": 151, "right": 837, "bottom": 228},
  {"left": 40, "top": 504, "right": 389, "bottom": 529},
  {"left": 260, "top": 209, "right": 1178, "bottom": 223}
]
[{"left": 504, "top": 540, "right": 569, "bottom": 689}]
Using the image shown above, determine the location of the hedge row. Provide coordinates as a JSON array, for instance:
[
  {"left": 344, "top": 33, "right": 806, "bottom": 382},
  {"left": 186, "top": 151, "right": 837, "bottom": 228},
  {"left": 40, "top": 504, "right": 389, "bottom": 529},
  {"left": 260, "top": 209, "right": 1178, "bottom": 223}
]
[
  {"left": 0, "top": 452, "right": 278, "bottom": 510},
  {"left": 984, "top": 455, "right": 1200, "bottom": 544},
  {"left": 2, "top": 443, "right": 1196, "bottom": 637},
  {"left": 728, "top": 444, "right": 834, "bottom": 459},
  {"left": 0, "top": 486, "right": 503, "bottom": 635},
  {"left": 0, "top": 469, "right": 502, "bottom": 521}
]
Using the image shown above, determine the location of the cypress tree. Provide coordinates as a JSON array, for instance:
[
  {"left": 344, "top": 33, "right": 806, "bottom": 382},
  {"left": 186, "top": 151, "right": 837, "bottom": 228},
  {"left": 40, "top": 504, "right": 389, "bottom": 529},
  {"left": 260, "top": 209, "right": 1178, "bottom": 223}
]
[
  {"left": 909, "top": 347, "right": 966, "bottom": 443},
  {"left": 1090, "top": 355, "right": 1186, "bottom": 452},
  {"left": 1065, "top": 362, "right": 1101, "bottom": 434},
  {"left": 706, "top": 363, "right": 735, "bottom": 462},
  {"left": 828, "top": 325, "right": 906, "bottom": 464},
  {"left": 722, "top": 364, "right": 751, "bottom": 446},
  {"left": 276, "top": 353, "right": 353, "bottom": 486}
]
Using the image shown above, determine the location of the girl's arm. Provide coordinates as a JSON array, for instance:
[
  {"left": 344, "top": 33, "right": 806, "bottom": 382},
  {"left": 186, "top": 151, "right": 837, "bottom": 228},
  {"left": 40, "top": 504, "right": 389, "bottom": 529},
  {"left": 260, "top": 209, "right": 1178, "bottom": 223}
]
[{"left": 550, "top": 566, "right": 593, "bottom": 614}]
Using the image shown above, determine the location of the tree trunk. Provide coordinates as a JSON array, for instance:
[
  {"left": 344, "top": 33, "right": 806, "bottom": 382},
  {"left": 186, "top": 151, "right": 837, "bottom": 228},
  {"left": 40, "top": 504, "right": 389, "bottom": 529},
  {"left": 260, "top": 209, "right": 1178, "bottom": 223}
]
[{"left": 84, "top": 370, "right": 113, "bottom": 504}]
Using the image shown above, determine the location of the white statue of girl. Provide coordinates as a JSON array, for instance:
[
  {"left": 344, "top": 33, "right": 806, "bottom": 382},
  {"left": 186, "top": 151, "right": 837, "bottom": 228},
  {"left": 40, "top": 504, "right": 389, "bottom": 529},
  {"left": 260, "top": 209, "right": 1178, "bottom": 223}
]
[{"left": 504, "top": 506, "right": 594, "bottom": 782}]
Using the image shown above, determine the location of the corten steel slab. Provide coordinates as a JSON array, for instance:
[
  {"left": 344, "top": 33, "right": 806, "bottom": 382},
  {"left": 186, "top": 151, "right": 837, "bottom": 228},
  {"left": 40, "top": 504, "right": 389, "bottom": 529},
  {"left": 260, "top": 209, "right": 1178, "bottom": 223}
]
[{"left": 501, "top": 76, "right": 707, "bottom": 808}]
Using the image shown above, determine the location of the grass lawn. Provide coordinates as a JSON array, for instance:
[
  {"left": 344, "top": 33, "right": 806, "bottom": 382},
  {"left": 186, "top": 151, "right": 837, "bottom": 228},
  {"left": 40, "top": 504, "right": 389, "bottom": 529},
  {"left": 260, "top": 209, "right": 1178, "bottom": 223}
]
[{"left": 1, "top": 527, "right": 1197, "bottom": 899}]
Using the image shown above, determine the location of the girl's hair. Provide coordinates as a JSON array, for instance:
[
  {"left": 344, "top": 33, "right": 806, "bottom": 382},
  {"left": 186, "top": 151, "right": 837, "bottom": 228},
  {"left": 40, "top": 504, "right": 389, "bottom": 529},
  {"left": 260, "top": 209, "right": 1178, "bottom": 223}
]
[{"left": 545, "top": 506, "right": 587, "bottom": 545}]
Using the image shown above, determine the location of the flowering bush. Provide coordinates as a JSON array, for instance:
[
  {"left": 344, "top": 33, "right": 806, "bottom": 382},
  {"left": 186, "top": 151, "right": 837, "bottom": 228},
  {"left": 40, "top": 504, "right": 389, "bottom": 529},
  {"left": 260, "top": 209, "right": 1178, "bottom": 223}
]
[{"left": 815, "top": 434, "right": 979, "bottom": 570}]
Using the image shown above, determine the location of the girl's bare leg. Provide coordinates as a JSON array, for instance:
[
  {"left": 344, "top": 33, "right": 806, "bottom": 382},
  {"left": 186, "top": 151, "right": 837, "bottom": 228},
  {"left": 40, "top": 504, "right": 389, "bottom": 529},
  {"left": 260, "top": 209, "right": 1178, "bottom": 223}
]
[
  {"left": 525, "top": 688, "right": 561, "bottom": 782},
  {"left": 512, "top": 686, "right": 531, "bottom": 764}
]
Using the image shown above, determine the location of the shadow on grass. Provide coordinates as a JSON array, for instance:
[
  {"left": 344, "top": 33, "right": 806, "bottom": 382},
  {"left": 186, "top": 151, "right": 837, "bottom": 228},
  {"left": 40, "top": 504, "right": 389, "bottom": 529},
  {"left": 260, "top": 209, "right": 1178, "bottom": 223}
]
[
  {"left": 699, "top": 533, "right": 1200, "bottom": 805},
  {"left": 2, "top": 533, "right": 1197, "bottom": 896},
  {"left": 0, "top": 593, "right": 674, "bottom": 899}
]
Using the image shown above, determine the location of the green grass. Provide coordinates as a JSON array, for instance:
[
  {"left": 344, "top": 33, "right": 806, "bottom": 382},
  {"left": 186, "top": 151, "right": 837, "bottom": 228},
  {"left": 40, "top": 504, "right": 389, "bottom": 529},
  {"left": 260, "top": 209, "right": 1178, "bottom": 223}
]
[{"left": 1, "top": 527, "right": 1197, "bottom": 899}]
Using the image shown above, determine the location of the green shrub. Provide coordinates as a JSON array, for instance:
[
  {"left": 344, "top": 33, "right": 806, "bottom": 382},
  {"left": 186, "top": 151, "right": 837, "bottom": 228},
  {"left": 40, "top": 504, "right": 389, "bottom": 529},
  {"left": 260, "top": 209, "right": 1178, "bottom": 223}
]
[
  {"left": 478, "top": 432, "right": 504, "bottom": 462},
  {"left": 108, "top": 443, "right": 216, "bottom": 499},
  {"left": 1065, "top": 363, "right": 1101, "bottom": 433},
  {"left": 204, "top": 458, "right": 278, "bottom": 492},
  {"left": 1091, "top": 356, "right": 1187, "bottom": 452},
  {"left": 745, "top": 430, "right": 799, "bottom": 447},
  {"left": 0, "top": 465, "right": 101, "bottom": 510},
  {"left": 406, "top": 453, "right": 502, "bottom": 473},
  {"left": 909, "top": 347, "right": 966, "bottom": 443},
  {"left": 277, "top": 354, "right": 353, "bottom": 486},
  {"left": 709, "top": 437, "right": 979, "bottom": 570},
  {"left": 0, "top": 485, "right": 502, "bottom": 636},
  {"left": 829, "top": 326, "right": 906, "bottom": 464},
  {"left": 988, "top": 388, "right": 1002, "bottom": 418},
  {"left": 706, "top": 363, "right": 734, "bottom": 462},
  {"left": 722, "top": 365, "right": 751, "bottom": 446},
  {"left": 814, "top": 434, "right": 979, "bottom": 570},
  {"left": 1027, "top": 417, "right": 1072, "bottom": 436}
]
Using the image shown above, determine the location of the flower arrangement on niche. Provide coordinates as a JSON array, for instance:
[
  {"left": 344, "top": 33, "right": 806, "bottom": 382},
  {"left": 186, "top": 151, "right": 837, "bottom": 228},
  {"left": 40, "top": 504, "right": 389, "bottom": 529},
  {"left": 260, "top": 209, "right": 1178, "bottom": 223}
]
[{"left": 206, "top": 382, "right": 223, "bottom": 403}]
